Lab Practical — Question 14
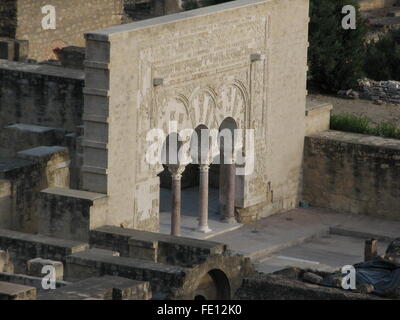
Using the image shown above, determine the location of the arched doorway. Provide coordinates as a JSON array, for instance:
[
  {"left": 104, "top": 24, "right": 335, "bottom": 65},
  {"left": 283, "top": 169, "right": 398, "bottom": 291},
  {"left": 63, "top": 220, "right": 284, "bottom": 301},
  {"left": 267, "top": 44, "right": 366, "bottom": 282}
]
[
  {"left": 217, "top": 117, "right": 238, "bottom": 223},
  {"left": 193, "top": 269, "right": 231, "bottom": 300}
]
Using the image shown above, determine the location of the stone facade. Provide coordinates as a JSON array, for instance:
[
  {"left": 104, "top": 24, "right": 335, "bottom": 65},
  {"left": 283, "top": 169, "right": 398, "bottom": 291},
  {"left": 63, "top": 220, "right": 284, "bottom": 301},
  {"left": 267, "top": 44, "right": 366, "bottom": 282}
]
[
  {"left": 303, "top": 131, "right": 400, "bottom": 219},
  {"left": 3, "top": 0, "right": 124, "bottom": 61},
  {"left": 82, "top": 0, "right": 309, "bottom": 231}
]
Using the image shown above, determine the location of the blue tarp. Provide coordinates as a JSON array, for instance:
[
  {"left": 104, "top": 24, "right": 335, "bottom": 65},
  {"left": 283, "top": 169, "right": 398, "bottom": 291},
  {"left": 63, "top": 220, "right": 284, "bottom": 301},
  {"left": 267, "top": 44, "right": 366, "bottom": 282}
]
[{"left": 321, "top": 257, "right": 400, "bottom": 296}]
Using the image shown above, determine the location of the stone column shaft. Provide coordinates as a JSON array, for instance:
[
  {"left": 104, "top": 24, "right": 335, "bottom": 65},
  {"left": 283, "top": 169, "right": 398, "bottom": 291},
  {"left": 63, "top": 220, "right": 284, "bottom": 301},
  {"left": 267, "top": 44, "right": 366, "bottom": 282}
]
[
  {"left": 198, "top": 164, "right": 211, "bottom": 233},
  {"left": 168, "top": 165, "right": 185, "bottom": 236},
  {"left": 224, "top": 162, "right": 236, "bottom": 223}
]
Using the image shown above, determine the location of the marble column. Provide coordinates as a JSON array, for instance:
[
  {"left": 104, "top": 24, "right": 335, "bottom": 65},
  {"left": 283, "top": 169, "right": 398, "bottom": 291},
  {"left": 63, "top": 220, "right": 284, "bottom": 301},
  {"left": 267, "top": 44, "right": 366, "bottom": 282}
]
[
  {"left": 197, "top": 164, "right": 212, "bottom": 233},
  {"left": 223, "top": 160, "right": 236, "bottom": 223},
  {"left": 168, "top": 165, "right": 185, "bottom": 236}
]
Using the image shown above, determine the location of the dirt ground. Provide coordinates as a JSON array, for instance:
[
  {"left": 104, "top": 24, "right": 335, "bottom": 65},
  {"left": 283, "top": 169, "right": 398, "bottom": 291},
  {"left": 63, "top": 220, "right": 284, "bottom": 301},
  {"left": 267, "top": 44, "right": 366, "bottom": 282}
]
[{"left": 308, "top": 93, "right": 400, "bottom": 126}]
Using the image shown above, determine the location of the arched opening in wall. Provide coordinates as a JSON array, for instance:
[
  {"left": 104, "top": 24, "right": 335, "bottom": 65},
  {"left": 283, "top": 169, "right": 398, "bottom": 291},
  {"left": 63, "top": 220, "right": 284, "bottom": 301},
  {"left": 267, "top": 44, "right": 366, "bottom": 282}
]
[
  {"left": 158, "top": 125, "right": 223, "bottom": 235},
  {"left": 158, "top": 132, "right": 183, "bottom": 214},
  {"left": 216, "top": 117, "right": 238, "bottom": 219},
  {"left": 193, "top": 269, "right": 231, "bottom": 300}
]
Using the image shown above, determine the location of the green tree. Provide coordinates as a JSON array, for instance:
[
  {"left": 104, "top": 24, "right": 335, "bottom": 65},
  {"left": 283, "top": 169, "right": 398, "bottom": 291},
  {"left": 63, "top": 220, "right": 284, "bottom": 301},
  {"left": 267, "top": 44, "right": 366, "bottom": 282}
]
[
  {"left": 308, "top": 0, "right": 368, "bottom": 92},
  {"left": 365, "top": 29, "right": 400, "bottom": 81}
]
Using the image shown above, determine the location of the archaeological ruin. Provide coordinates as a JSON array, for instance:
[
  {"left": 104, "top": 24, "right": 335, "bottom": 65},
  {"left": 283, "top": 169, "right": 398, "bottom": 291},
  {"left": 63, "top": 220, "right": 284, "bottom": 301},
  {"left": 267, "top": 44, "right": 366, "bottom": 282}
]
[{"left": 0, "top": 0, "right": 399, "bottom": 302}]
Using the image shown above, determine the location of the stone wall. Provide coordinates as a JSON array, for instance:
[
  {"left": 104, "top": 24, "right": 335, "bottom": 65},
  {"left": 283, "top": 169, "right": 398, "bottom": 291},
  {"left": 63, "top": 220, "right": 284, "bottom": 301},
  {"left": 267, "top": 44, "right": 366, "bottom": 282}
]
[
  {"left": 83, "top": 0, "right": 309, "bottom": 230},
  {"left": 89, "top": 225, "right": 227, "bottom": 266},
  {"left": 0, "top": 146, "right": 70, "bottom": 233},
  {"left": 0, "top": 61, "right": 84, "bottom": 132},
  {"left": 0, "top": 228, "right": 88, "bottom": 273},
  {"left": 39, "top": 187, "right": 108, "bottom": 242},
  {"left": 0, "top": 0, "right": 17, "bottom": 38},
  {"left": 11, "top": 0, "right": 124, "bottom": 61},
  {"left": 303, "top": 130, "right": 400, "bottom": 219}
]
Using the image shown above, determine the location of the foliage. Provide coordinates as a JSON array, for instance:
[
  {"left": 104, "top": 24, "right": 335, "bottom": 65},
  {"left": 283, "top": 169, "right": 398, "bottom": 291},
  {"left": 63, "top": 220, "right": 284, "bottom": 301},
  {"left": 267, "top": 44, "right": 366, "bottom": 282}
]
[
  {"left": 308, "top": 0, "right": 368, "bottom": 92},
  {"left": 330, "top": 113, "right": 400, "bottom": 139},
  {"left": 364, "top": 29, "right": 400, "bottom": 81}
]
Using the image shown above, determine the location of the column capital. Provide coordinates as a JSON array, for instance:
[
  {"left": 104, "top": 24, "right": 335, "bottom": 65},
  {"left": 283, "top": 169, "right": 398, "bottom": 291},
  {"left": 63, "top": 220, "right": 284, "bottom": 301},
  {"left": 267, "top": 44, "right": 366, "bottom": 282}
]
[
  {"left": 167, "top": 164, "right": 186, "bottom": 180},
  {"left": 199, "top": 163, "right": 210, "bottom": 173}
]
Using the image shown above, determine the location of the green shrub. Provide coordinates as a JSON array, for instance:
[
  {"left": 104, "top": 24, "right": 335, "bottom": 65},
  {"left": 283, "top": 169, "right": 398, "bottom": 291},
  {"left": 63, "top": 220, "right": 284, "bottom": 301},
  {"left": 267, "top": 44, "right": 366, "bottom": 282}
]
[
  {"left": 364, "top": 30, "right": 400, "bottom": 81},
  {"left": 330, "top": 113, "right": 372, "bottom": 134},
  {"left": 308, "top": 0, "right": 368, "bottom": 92},
  {"left": 372, "top": 122, "right": 400, "bottom": 139},
  {"left": 330, "top": 113, "right": 400, "bottom": 139}
]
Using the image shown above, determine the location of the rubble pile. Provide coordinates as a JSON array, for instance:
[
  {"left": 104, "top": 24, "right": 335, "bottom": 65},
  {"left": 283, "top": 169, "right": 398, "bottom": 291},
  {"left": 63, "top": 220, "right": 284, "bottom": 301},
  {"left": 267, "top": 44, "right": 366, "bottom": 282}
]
[
  {"left": 337, "top": 79, "right": 400, "bottom": 104},
  {"left": 357, "top": 79, "right": 400, "bottom": 104}
]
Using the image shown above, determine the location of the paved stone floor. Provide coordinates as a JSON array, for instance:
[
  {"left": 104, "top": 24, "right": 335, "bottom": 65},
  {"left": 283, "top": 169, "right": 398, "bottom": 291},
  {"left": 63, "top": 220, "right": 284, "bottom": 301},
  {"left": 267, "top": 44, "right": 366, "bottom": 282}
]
[
  {"left": 159, "top": 187, "right": 242, "bottom": 239},
  {"left": 211, "top": 207, "right": 399, "bottom": 273},
  {"left": 160, "top": 194, "right": 400, "bottom": 274}
]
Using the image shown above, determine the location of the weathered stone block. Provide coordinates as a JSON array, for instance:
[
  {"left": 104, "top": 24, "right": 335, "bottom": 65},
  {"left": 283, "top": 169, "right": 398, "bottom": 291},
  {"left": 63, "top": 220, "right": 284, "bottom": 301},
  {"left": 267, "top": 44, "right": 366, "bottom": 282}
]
[
  {"left": 0, "top": 281, "right": 36, "bottom": 300},
  {"left": 27, "top": 258, "right": 64, "bottom": 281},
  {"left": 39, "top": 187, "right": 108, "bottom": 242},
  {"left": 128, "top": 238, "right": 158, "bottom": 262}
]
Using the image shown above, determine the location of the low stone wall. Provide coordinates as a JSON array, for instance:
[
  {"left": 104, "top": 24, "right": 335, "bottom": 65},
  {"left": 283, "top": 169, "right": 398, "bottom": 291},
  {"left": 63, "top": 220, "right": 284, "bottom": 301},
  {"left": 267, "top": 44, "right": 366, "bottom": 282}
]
[
  {"left": 303, "top": 130, "right": 400, "bottom": 219},
  {"left": 0, "top": 272, "right": 69, "bottom": 292},
  {"left": 89, "top": 225, "right": 227, "bottom": 266},
  {"left": 305, "top": 99, "right": 332, "bottom": 136},
  {"left": 0, "top": 228, "right": 88, "bottom": 274},
  {"left": 0, "top": 60, "right": 84, "bottom": 131},
  {"left": 65, "top": 247, "right": 253, "bottom": 299},
  {"left": 65, "top": 249, "right": 188, "bottom": 298},
  {"left": 39, "top": 187, "right": 108, "bottom": 242}
]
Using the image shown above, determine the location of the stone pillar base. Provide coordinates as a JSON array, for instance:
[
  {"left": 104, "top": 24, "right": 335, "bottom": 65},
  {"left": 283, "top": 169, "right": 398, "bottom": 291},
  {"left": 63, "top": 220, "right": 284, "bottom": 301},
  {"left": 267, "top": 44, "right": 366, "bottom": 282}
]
[{"left": 196, "top": 225, "right": 212, "bottom": 233}]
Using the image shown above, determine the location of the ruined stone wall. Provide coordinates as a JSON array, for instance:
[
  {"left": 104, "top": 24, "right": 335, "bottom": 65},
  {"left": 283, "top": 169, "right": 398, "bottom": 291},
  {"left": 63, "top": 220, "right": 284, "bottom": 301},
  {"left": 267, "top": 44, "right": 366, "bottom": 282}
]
[
  {"left": 0, "top": 228, "right": 88, "bottom": 273},
  {"left": 303, "top": 131, "right": 400, "bottom": 219},
  {"left": 0, "top": 0, "right": 17, "bottom": 38},
  {"left": 12, "top": 0, "right": 123, "bottom": 61},
  {"left": 0, "top": 61, "right": 84, "bottom": 131},
  {"left": 82, "top": 0, "right": 309, "bottom": 230},
  {"left": 0, "top": 147, "right": 70, "bottom": 233}
]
